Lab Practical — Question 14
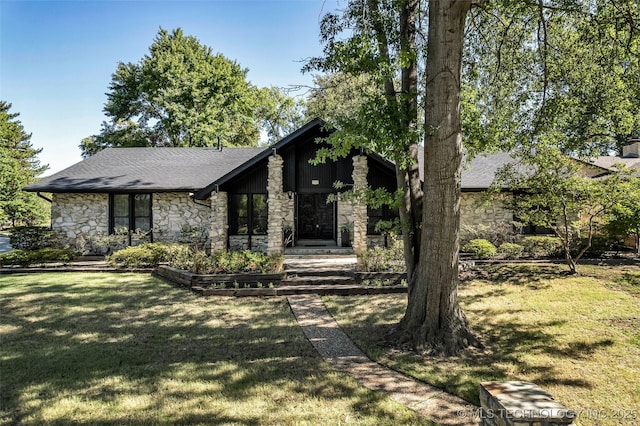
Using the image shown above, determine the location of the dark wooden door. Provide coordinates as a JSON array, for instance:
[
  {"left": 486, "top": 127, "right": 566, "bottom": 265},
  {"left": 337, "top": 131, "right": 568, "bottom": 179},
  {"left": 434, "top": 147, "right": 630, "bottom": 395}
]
[{"left": 297, "top": 193, "right": 334, "bottom": 240}]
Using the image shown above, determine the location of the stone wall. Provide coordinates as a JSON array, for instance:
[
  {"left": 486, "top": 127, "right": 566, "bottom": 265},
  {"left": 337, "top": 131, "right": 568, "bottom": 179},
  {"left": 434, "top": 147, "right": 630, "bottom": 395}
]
[
  {"left": 51, "top": 193, "right": 109, "bottom": 246},
  {"left": 153, "top": 192, "right": 211, "bottom": 244},
  {"left": 210, "top": 191, "right": 228, "bottom": 253},
  {"left": 337, "top": 197, "right": 354, "bottom": 247},
  {"left": 267, "top": 155, "right": 285, "bottom": 255},
  {"left": 460, "top": 192, "right": 513, "bottom": 238},
  {"left": 229, "top": 235, "right": 268, "bottom": 252},
  {"left": 352, "top": 155, "right": 369, "bottom": 253}
]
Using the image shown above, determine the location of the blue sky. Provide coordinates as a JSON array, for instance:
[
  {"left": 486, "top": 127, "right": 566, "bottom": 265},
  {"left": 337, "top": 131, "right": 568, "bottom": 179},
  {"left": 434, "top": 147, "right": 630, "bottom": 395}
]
[{"left": 1, "top": 0, "right": 338, "bottom": 175}]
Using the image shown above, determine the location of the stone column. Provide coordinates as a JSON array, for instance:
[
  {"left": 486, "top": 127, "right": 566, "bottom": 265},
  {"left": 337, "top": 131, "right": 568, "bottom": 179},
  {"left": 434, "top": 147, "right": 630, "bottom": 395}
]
[
  {"left": 210, "top": 191, "right": 228, "bottom": 253},
  {"left": 352, "top": 155, "right": 368, "bottom": 253},
  {"left": 267, "top": 154, "right": 285, "bottom": 255}
]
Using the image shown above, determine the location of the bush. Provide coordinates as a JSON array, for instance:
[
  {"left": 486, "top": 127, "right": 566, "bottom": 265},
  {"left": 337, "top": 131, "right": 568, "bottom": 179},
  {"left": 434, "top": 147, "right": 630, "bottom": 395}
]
[
  {"left": 107, "top": 243, "right": 189, "bottom": 268},
  {"left": 522, "top": 236, "right": 563, "bottom": 258},
  {"left": 0, "top": 248, "right": 76, "bottom": 267},
  {"left": 168, "top": 249, "right": 284, "bottom": 274},
  {"left": 461, "top": 239, "right": 497, "bottom": 259},
  {"left": 357, "top": 240, "right": 405, "bottom": 272},
  {"left": 9, "top": 226, "right": 62, "bottom": 250},
  {"left": 461, "top": 222, "right": 519, "bottom": 247},
  {"left": 498, "top": 242, "right": 525, "bottom": 259}
]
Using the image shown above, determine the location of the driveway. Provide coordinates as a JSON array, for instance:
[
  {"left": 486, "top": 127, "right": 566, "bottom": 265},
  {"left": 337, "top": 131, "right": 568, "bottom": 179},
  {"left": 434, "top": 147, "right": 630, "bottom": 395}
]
[{"left": 0, "top": 236, "right": 12, "bottom": 254}]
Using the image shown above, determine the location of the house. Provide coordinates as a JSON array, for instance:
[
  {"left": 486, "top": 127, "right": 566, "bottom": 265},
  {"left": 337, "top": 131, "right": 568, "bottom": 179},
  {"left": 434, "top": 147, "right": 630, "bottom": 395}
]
[{"left": 25, "top": 118, "right": 637, "bottom": 254}]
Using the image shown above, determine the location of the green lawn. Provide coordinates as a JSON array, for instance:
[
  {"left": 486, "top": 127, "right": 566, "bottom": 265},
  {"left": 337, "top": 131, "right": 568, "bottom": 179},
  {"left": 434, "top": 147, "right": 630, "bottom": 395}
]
[
  {"left": 324, "top": 263, "right": 640, "bottom": 426},
  {"left": 0, "top": 273, "right": 427, "bottom": 425}
]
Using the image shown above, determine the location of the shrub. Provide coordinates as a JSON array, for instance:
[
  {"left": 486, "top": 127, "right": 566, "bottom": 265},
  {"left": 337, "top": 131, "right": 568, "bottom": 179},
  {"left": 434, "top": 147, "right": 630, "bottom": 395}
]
[
  {"left": 461, "top": 239, "right": 497, "bottom": 259},
  {"left": 107, "top": 243, "right": 189, "bottom": 268},
  {"left": 0, "top": 248, "right": 76, "bottom": 267},
  {"left": 461, "top": 222, "right": 519, "bottom": 247},
  {"left": 498, "top": 242, "right": 525, "bottom": 259},
  {"left": 9, "top": 226, "right": 62, "bottom": 250},
  {"left": 522, "top": 236, "right": 563, "bottom": 258},
  {"left": 168, "top": 249, "right": 284, "bottom": 274},
  {"left": 357, "top": 240, "right": 405, "bottom": 272}
]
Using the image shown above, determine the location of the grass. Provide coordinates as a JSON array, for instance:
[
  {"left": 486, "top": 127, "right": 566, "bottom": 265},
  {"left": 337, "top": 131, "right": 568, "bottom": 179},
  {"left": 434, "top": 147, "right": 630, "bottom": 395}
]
[
  {"left": 0, "top": 273, "right": 428, "bottom": 425},
  {"left": 324, "top": 263, "right": 640, "bottom": 426}
]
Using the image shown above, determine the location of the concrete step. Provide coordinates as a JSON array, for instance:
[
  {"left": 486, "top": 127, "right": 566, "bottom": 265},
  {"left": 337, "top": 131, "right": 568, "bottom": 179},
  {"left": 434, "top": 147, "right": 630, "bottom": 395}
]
[
  {"left": 285, "top": 247, "right": 355, "bottom": 256},
  {"left": 283, "top": 275, "right": 356, "bottom": 286}
]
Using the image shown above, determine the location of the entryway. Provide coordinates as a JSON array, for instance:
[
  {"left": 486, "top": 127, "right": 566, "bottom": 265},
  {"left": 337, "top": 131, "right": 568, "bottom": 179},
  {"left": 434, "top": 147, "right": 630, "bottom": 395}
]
[{"left": 296, "top": 193, "right": 335, "bottom": 243}]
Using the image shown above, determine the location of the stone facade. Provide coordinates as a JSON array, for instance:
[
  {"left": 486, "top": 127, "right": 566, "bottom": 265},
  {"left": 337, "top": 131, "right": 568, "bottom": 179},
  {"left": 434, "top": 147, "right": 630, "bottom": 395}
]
[
  {"left": 229, "top": 235, "right": 268, "bottom": 252},
  {"left": 51, "top": 193, "right": 109, "bottom": 246},
  {"left": 210, "top": 191, "right": 228, "bottom": 253},
  {"left": 267, "top": 154, "right": 285, "bottom": 255},
  {"left": 352, "top": 155, "right": 369, "bottom": 253},
  {"left": 153, "top": 192, "right": 211, "bottom": 243},
  {"left": 460, "top": 192, "right": 513, "bottom": 238}
]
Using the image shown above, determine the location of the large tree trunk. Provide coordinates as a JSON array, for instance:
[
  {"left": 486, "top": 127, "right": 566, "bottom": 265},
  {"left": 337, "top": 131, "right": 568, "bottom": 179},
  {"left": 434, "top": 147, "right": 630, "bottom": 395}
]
[{"left": 391, "top": 0, "right": 479, "bottom": 355}]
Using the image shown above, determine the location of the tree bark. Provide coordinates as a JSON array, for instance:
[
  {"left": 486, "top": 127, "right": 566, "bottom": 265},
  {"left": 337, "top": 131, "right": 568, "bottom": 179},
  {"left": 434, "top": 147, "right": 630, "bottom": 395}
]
[{"left": 391, "top": 0, "right": 479, "bottom": 355}]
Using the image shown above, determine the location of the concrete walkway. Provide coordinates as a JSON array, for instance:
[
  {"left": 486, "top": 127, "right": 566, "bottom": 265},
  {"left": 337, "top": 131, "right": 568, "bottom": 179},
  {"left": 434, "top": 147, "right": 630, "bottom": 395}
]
[{"left": 287, "top": 294, "right": 481, "bottom": 425}]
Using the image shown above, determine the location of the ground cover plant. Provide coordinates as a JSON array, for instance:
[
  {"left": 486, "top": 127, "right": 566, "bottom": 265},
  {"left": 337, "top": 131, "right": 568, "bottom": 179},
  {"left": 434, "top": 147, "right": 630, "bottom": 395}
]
[
  {"left": 324, "top": 263, "right": 640, "bottom": 426},
  {"left": 0, "top": 273, "right": 428, "bottom": 425}
]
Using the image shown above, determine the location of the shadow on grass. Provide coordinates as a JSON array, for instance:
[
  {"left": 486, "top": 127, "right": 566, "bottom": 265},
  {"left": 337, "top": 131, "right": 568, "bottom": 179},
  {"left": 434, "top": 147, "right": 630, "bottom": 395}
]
[
  {"left": 0, "top": 273, "right": 424, "bottom": 425},
  {"left": 325, "top": 292, "right": 607, "bottom": 406},
  {"left": 462, "top": 263, "right": 570, "bottom": 288}
]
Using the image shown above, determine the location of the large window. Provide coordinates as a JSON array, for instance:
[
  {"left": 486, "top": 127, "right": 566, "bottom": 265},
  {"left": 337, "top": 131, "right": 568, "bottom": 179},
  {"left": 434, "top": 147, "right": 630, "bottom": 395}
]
[
  {"left": 229, "top": 194, "right": 267, "bottom": 235},
  {"left": 109, "top": 193, "right": 152, "bottom": 235},
  {"left": 367, "top": 205, "right": 399, "bottom": 235}
]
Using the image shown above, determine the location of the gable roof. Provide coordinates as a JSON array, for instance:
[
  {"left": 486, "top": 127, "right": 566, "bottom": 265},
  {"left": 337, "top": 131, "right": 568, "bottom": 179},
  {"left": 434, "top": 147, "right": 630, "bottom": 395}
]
[
  {"left": 589, "top": 155, "right": 640, "bottom": 177},
  {"left": 193, "top": 118, "right": 328, "bottom": 199},
  {"left": 24, "top": 146, "right": 264, "bottom": 193}
]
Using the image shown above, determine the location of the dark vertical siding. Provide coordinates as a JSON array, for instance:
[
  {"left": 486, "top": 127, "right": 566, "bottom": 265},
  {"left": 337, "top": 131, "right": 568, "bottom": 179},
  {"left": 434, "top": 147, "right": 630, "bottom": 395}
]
[
  {"left": 221, "top": 163, "right": 268, "bottom": 194},
  {"left": 368, "top": 160, "right": 397, "bottom": 192},
  {"left": 282, "top": 146, "right": 296, "bottom": 192},
  {"left": 296, "top": 137, "right": 337, "bottom": 192}
]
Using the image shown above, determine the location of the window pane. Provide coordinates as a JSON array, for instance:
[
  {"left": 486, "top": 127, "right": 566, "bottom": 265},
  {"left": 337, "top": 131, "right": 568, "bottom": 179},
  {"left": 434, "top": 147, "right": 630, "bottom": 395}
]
[
  {"left": 134, "top": 194, "right": 151, "bottom": 231},
  {"left": 230, "top": 194, "right": 248, "bottom": 235},
  {"left": 113, "top": 194, "right": 129, "bottom": 230},
  {"left": 134, "top": 194, "right": 151, "bottom": 217},
  {"left": 252, "top": 194, "right": 268, "bottom": 234}
]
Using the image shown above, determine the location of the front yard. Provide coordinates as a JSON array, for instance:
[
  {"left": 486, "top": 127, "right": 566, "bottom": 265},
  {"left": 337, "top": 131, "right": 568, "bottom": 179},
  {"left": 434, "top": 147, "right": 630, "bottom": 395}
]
[
  {"left": 324, "top": 263, "right": 640, "bottom": 426},
  {"left": 0, "top": 273, "right": 425, "bottom": 425}
]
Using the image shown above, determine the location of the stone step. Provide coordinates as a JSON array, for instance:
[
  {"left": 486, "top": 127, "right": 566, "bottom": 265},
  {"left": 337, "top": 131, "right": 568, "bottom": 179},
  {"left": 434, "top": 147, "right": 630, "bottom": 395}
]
[
  {"left": 285, "top": 268, "right": 355, "bottom": 277},
  {"left": 284, "top": 248, "right": 355, "bottom": 256},
  {"left": 283, "top": 275, "right": 356, "bottom": 286}
]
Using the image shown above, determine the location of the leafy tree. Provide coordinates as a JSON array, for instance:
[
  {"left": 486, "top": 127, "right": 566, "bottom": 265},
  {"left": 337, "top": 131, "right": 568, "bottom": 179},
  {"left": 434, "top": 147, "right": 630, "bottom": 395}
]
[
  {"left": 256, "top": 86, "right": 305, "bottom": 144},
  {"left": 0, "top": 101, "right": 49, "bottom": 226},
  {"left": 605, "top": 176, "right": 640, "bottom": 255},
  {"left": 309, "top": 0, "right": 639, "bottom": 354},
  {"left": 494, "top": 146, "right": 632, "bottom": 273},
  {"left": 81, "top": 28, "right": 301, "bottom": 156}
]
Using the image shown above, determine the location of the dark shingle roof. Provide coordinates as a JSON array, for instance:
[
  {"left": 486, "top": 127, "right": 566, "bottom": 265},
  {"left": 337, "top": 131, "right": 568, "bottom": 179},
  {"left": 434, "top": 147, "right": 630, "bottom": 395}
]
[
  {"left": 590, "top": 156, "right": 640, "bottom": 177},
  {"left": 417, "top": 150, "right": 525, "bottom": 190},
  {"left": 24, "top": 147, "right": 265, "bottom": 193}
]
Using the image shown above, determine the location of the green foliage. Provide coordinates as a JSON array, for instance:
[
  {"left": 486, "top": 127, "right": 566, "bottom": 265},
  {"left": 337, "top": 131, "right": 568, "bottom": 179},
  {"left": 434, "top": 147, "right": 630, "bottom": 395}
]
[
  {"left": 168, "top": 249, "right": 284, "bottom": 274},
  {"left": 81, "top": 28, "right": 301, "bottom": 156},
  {"left": 357, "top": 240, "right": 405, "bottom": 272},
  {"left": 497, "top": 243, "right": 525, "bottom": 259},
  {"left": 493, "top": 146, "right": 634, "bottom": 272},
  {"left": 0, "top": 248, "right": 76, "bottom": 267},
  {"left": 461, "top": 239, "right": 497, "bottom": 259},
  {"left": 9, "top": 226, "right": 61, "bottom": 250},
  {"left": 522, "top": 236, "right": 563, "bottom": 258},
  {"left": 107, "top": 243, "right": 189, "bottom": 268},
  {"left": 0, "top": 101, "right": 49, "bottom": 226},
  {"left": 605, "top": 176, "right": 640, "bottom": 255},
  {"left": 464, "top": 1, "right": 640, "bottom": 156},
  {"left": 461, "top": 223, "right": 519, "bottom": 247}
]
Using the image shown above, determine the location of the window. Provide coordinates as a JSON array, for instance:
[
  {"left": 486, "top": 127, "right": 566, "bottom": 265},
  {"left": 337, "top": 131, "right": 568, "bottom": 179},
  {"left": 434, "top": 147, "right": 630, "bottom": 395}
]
[
  {"left": 109, "top": 193, "right": 152, "bottom": 235},
  {"left": 367, "top": 205, "right": 399, "bottom": 235},
  {"left": 229, "top": 193, "right": 268, "bottom": 235}
]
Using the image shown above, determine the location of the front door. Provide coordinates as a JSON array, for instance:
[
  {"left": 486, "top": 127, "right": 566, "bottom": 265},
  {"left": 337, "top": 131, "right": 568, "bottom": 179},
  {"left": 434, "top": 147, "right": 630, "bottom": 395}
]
[{"left": 297, "top": 193, "right": 334, "bottom": 240}]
